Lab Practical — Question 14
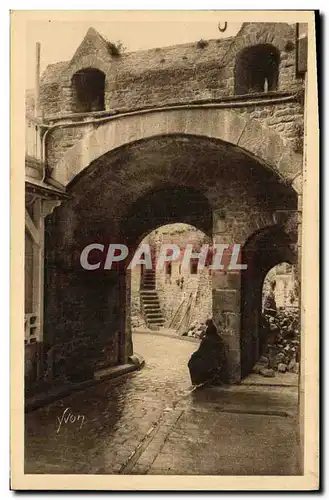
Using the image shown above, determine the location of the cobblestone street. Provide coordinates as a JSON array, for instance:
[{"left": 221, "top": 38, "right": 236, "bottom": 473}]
[
  {"left": 25, "top": 332, "right": 301, "bottom": 475},
  {"left": 25, "top": 332, "right": 197, "bottom": 474}
]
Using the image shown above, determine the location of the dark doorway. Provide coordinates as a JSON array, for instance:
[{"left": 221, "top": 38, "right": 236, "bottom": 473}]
[
  {"left": 72, "top": 68, "right": 105, "bottom": 113},
  {"left": 240, "top": 226, "right": 296, "bottom": 378},
  {"left": 235, "top": 44, "right": 280, "bottom": 95}
]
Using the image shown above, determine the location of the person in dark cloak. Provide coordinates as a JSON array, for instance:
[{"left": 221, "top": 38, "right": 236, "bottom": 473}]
[{"left": 188, "top": 318, "right": 228, "bottom": 386}]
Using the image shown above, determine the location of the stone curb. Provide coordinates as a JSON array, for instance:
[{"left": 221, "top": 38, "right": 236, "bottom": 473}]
[{"left": 25, "top": 361, "right": 141, "bottom": 413}]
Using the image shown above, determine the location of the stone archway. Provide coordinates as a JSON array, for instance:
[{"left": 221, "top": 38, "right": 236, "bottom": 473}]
[
  {"left": 44, "top": 133, "right": 297, "bottom": 383},
  {"left": 119, "top": 185, "right": 213, "bottom": 362},
  {"left": 50, "top": 107, "right": 302, "bottom": 188},
  {"left": 240, "top": 225, "right": 297, "bottom": 378}
]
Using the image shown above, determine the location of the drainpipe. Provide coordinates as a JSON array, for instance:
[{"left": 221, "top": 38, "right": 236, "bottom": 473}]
[
  {"left": 41, "top": 93, "right": 300, "bottom": 181},
  {"left": 34, "top": 42, "right": 41, "bottom": 120},
  {"left": 34, "top": 41, "right": 48, "bottom": 182}
]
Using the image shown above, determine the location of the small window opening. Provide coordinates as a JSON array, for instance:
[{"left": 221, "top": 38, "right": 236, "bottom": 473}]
[
  {"left": 165, "top": 261, "right": 172, "bottom": 275},
  {"left": 190, "top": 259, "right": 198, "bottom": 275},
  {"left": 72, "top": 68, "right": 105, "bottom": 113},
  {"left": 235, "top": 44, "right": 280, "bottom": 95}
]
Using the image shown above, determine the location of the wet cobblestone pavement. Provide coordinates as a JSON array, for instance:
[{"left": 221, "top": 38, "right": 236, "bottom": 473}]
[
  {"left": 25, "top": 332, "right": 198, "bottom": 474},
  {"left": 25, "top": 332, "right": 301, "bottom": 475}
]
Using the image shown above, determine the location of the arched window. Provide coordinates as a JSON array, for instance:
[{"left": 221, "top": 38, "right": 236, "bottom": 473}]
[
  {"left": 72, "top": 68, "right": 105, "bottom": 113},
  {"left": 165, "top": 261, "right": 172, "bottom": 276},
  {"left": 190, "top": 258, "right": 198, "bottom": 274},
  {"left": 234, "top": 44, "right": 280, "bottom": 95}
]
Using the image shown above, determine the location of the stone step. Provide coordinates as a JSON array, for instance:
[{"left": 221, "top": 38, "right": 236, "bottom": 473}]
[
  {"left": 147, "top": 322, "right": 165, "bottom": 328},
  {"left": 145, "top": 312, "right": 164, "bottom": 318},
  {"left": 140, "top": 287, "right": 164, "bottom": 327},
  {"left": 148, "top": 324, "right": 163, "bottom": 330},
  {"left": 148, "top": 317, "right": 165, "bottom": 323}
]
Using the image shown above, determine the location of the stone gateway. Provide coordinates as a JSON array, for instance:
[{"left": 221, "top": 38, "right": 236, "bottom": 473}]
[{"left": 25, "top": 21, "right": 304, "bottom": 387}]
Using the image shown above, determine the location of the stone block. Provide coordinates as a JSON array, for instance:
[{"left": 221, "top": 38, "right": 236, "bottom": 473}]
[
  {"left": 252, "top": 363, "right": 264, "bottom": 374},
  {"left": 213, "top": 218, "right": 227, "bottom": 233},
  {"left": 260, "top": 367, "right": 276, "bottom": 378},
  {"left": 278, "top": 362, "right": 287, "bottom": 373},
  {"left": 212, "top": 271, "right": 229, "bottom": 289},
  {"left": 227, "top": 272, "right": 241, "bottom": 290},
  {"left": 225, "top": 349, "right": 241, "bottom": 383},
  {"left": 225, "top": 312, "right": 241, "bottom": 333},
  {"left": 212, "top": 310, "right": 226, "bottom": 329},
  {"left": 213, "top": 289, "right": 240, "bottom": 313},
  {"left": 278, "top": 151, "right": 302, "bottom": 181},
  {"left": 222, "top": 330, "right": 240, "bottom": 352},
  {"left": 238, "top": 118, "right": 285, "bottom": 169}
]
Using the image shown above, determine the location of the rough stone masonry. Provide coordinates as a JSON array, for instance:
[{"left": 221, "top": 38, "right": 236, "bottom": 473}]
[{"left": 26, "top": 21, "right": 304, "bottom": 385}]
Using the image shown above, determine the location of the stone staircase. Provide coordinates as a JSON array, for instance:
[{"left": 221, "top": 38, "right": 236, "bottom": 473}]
[{"left": 140, "top": 269, "right": 165, "bottom": 330}]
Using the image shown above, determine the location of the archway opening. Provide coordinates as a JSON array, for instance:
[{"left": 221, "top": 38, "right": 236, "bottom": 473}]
[
  {"left": 260, "top": 262, "right": 300, "bottom": 375},
  {"left": 235, "top": 44, "right": 280, "bottom": 95},
  {"left": 130, "top": 223, "right": 212, "bottom": 337},
  {"left": 120, "top": 185, "right": 213, "bottom": 361},
  {"left": 71, "top": 68, "right": 105, "bottom": 113},
  {"left": 240, "top": 225, "right": 299, "bottom": 379},
  {"left": 44, "top": 133, "right": 297, "bottom": 385}
]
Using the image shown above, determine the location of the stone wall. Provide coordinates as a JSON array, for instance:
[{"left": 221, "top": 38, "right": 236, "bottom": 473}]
[
  {"left": 109, "top": 38, "right": 234, "bottom": 111},
  {"left": 46, "top": 126, "right": 87, "bottom": 170},
  {"left": 37, "top": 22, "right": 304, "bottom": 120},
  {"left": 263, "top": 263, "right": 299, "bottom": 309},
  {"left": 235, "top": 100, "right": 304, "bottom": 155},
  {"left": 109, "top": 23, "right": 303, "bottom": 112},
  {"left": 43, "top": 103, "right": 304, "bottom": 186},
  {"left": 30, "top": 22, "right": 305, "bottom": 179},
  {"left": 43, "top": 131, "right": 298, "bottom": 383},
  {"left": 130, "top": 224, "right": 212, "bottom": 330},
  {"left": 151, "top": 224, "right": 212, "bottom": 328},
  {"left": 130, "top": 264, "right": 145, "bottom": 329},
  {"left": 37, "top": 22, "right": 304, "bottom": 384},
  {"left": 156, "top": 261, "right": 212, "bottom": 329}
]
